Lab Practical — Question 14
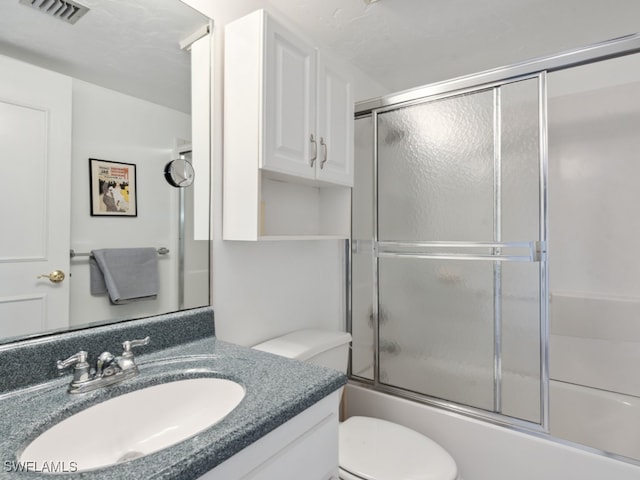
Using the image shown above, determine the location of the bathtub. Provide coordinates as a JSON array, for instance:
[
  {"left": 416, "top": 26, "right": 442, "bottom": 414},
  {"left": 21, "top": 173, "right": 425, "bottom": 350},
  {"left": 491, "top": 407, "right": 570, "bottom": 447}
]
[
  {"left": 550, "top": 379, "right": 640, "bottom": 459},
  {"left": 350, "top": 347, "right": 640, "bottom": 460},
  {"left": 345, "top": 383, "right": 640, "bottom": 480},
  {"left": 549, "top": 292, "right": 640, "bottom": 459}
]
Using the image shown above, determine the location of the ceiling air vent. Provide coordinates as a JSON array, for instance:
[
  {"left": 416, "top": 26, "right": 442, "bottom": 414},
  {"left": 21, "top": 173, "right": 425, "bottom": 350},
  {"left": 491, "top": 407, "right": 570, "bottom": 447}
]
[{"left": 18, "top": 0, "right": 90, "bottom": 25}]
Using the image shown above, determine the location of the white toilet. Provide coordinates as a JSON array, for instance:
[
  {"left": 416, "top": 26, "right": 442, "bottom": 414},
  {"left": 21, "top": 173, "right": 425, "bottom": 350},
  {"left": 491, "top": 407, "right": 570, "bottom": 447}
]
[{"left": 253, "top": 329, "right": 459, "bottom": 480}]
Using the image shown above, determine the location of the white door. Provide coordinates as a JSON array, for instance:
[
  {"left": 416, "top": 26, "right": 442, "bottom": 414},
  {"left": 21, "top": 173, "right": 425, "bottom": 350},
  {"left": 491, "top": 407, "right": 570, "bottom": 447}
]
[
  {"left": 263, "top": 15, "right": 317, "bottom": 179},
  {"left": 0, "top": 54, "right": 71, "bottom": 340},
  {"left": 317, "top": 55, "right": 354, "bottom": 186}
]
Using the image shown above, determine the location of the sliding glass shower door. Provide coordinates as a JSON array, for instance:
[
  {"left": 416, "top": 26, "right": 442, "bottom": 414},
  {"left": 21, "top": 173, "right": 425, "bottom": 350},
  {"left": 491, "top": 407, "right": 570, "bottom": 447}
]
[{"left": 351, "top": 76, "right": 547, "bottom": 425}]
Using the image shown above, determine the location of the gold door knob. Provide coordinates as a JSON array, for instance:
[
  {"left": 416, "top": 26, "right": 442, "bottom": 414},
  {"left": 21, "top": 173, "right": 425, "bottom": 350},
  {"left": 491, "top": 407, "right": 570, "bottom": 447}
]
[{"left": 37, "top": 270, "right": 66, "bottom": 283}]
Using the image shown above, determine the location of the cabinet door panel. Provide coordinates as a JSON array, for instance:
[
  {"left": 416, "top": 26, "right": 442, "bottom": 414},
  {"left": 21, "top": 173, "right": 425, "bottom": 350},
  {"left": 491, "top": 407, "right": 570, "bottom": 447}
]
[
  {"left": 317, "top": 56, "right": 353, "bottom": 186},
  {"left": 264, "top": 19, "right": 316, "bottom": 178}
]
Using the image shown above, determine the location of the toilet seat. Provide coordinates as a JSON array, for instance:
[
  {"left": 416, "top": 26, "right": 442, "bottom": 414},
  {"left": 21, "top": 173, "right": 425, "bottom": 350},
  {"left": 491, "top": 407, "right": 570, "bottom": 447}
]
[{"left": 339, "top": 416, "right": 458, "bottom": 480}]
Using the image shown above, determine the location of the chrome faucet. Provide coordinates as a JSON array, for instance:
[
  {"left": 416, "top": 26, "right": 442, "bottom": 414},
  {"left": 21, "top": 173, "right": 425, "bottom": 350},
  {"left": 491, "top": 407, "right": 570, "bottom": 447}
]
[{"left": 56, "top": 337, "right": 150, "bottom": 394}]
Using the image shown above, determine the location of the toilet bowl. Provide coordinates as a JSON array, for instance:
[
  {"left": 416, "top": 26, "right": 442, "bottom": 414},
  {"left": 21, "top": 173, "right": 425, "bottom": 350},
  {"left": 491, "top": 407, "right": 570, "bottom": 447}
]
[
  {"left": 253, "top": 329, "right": 459, "bottom": 480},
  {"left": 338, "top": 416, "right": 458, "bottom": 480}
]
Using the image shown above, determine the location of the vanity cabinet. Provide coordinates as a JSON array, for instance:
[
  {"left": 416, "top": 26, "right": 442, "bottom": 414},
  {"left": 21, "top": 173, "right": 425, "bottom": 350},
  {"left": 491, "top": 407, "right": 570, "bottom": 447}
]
[
  {"left": 224, "top": 9, "right": 353, "bottom": 241},
  {"left": 198, "top": 392, "right": 340, "bottom": 480}
]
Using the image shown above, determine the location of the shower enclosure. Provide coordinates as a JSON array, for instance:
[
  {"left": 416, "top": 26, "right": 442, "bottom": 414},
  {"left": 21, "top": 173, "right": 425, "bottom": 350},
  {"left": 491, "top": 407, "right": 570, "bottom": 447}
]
[
  {"left": 351, "top": 75, "right": 547, "bottom": 428},
  {"left": 349, "top": 34, "right": 640, "bottom": 463}
]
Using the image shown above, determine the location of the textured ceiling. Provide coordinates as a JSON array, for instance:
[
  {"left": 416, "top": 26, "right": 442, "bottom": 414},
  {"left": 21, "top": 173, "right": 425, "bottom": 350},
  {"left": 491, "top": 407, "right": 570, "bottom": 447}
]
[
  {"left": 268, "top": 0, "right": 640, "bottom": 96},
  {"left": 2, "top": 0, "right": 640, "bottom": 111},
  {"left": 0, "top": 0, "right": 208, "bottom": 113}
]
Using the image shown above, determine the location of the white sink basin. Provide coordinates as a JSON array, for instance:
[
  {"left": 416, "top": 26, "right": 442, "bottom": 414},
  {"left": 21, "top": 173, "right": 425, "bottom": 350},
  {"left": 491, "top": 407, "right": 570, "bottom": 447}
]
[{"left": 20, "top": 377, "right": 245, "bottom": 472}]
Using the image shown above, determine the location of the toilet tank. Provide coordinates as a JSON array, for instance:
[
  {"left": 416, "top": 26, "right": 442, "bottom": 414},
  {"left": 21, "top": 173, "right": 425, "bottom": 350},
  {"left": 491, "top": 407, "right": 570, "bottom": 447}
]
[{"left": 253, "top": 329, "right": 352, "bottom": 373}]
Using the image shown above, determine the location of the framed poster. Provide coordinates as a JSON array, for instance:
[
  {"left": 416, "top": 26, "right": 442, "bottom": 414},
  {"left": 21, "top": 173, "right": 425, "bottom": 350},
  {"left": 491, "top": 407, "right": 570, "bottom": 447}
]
[{"left": 89, "top": 158, "right": 137, "bottom": 217}]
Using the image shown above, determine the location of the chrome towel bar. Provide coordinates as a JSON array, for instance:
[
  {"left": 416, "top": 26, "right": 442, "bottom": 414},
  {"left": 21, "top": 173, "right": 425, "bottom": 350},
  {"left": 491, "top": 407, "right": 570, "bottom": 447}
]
[{"left": 70, "top": 247, "right": 169, "bottom": 258}]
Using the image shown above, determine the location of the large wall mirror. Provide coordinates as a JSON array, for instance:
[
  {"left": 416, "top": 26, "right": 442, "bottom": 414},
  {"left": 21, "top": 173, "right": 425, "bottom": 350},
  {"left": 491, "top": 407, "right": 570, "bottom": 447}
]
[{"left": 0, "top": 0, "right": 211, "bottom": 345}]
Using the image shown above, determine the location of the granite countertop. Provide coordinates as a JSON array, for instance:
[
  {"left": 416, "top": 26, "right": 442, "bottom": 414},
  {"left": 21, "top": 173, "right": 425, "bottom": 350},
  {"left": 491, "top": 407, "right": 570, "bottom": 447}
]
[{"left": 0, "top": 336, "right": 346, "bottom": 479}]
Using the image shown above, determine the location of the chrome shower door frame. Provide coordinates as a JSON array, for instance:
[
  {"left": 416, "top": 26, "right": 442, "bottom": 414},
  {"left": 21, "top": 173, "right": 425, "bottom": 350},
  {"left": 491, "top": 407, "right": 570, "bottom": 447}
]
[
  {"left": 349, "top": 32, "right": 640, "bottom": 435},
  {"left": 352, "top": 73, "right": 547, "bottom": 432}
]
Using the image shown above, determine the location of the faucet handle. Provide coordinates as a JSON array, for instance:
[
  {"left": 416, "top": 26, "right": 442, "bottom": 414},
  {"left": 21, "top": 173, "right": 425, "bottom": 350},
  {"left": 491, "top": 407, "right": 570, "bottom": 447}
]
[
  {"left": 56, "top": 351, "right": 91, "bottom": 384},
  {"left": 122, "top": 336, "right": 150, "bottom": 355},
  {"left": 56, "top": 351, "right": 89, "bottom": 371}
]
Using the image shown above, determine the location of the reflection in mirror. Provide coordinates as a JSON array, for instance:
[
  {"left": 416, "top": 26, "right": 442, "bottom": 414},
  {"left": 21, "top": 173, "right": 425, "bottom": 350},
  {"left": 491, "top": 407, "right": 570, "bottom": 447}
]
[{"left": 0, "top": 0, "right": 211, "bottom": 345}]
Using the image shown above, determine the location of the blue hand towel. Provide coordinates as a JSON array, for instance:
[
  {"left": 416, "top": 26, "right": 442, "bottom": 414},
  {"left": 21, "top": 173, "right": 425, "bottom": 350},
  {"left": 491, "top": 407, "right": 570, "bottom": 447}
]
[{"left": 89, "top": 248, "right": 159, "bottom": 304}]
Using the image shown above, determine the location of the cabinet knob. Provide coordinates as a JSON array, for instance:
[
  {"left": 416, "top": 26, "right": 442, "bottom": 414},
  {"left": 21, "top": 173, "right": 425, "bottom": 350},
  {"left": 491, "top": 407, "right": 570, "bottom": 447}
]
[
  {"left": 320, "top": 137, "right": 328, "bottom": 169},
  {"left": 310, "top": 134, "right": 318, "bottom": 167}
]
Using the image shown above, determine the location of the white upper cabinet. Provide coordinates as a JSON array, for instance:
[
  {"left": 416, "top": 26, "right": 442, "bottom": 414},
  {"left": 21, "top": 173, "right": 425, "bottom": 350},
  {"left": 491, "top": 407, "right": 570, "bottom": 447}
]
[
  {"left": 316, "top": 54, "right": 354, "bottom": 186},
  {"left": 263, "top": 17, "right": 318, "bottom": 179},
  {"left": 224, "top": 10, "right": 353, "bottom": 241}
]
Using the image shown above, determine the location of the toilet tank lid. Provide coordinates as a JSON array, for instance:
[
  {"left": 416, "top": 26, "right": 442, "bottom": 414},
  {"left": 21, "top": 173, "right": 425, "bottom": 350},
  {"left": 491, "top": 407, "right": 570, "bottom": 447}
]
[{"left": 253, "top": 329, "right": 352, "bottom": 361}]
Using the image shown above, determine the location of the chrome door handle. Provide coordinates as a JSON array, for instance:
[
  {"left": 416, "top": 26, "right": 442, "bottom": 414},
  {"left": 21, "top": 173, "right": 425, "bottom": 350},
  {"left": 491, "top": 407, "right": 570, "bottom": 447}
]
[
  {"left": 37, "top": 270, "right": 66, "bottom": 283},
  {"left": 320, "top": 137, "right": 328, "bottom": 169},
  {"left": 310, "top": 133, "right": 317, "bottom": 167}
]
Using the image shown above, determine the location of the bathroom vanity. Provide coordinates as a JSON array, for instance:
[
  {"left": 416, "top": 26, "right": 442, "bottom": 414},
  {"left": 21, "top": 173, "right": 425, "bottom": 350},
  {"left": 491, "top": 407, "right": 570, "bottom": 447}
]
[{"left": 0, "top": 308, "right": 345, "bottom": 479}]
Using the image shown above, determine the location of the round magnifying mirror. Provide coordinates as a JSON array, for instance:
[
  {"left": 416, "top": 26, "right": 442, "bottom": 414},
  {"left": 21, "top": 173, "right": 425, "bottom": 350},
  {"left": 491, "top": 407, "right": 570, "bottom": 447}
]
[{"left": 164, "top": 157, "right": 195, "bottom": 188}]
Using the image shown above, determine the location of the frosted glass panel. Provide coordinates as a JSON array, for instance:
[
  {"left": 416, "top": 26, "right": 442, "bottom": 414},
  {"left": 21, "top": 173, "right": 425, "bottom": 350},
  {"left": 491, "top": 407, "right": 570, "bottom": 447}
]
[
  {"left": 377, "top": 90, "right": 494, "bottom": 242},
  {"left": 501, "top": 262, "right": 541, "bottom": 422},
  {"left": 352, "top": 78, "right": 544, "bottom": 424},
  {"left": 351, "top": 116, "right": 375, "bottom": 380},
  {"left": 353, "top": 116, "right": 373, "bottom": 240},
  {"left": 351, "top": 252, "right": 374, "bottom": 380},
  {"left": 496, "top": 79, "right": 541, "bottom": 421},
  {"left": 501, "top": 78, "right": 540, "bottom": 242},
  {"left": 378, "top": 258, "right": 494, "bottom": 410}
]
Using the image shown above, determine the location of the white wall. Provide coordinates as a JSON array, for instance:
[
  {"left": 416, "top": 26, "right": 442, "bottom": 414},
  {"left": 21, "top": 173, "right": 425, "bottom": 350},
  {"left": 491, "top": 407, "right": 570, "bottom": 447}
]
[
  {"left": 546, "top": 54, "right": 640, "bottom": 456},
  {"left": 70, "top": 80, "right": 191, "bottom": 326},
  {"left": 181, "top": 0, "right": 386, "bottom": 346},
  {"left": 184, "top": 179, "right": 211, "bottom": 309}
]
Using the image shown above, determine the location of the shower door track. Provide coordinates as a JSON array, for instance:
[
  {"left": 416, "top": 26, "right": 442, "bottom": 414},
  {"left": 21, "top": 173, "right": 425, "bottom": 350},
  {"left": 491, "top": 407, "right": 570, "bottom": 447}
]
[
  {"left": 347, "top": 376, "right": 547, "bottom": 433},
  {"left": 355, "top": 33, "right": 640, "bottom": 116}
]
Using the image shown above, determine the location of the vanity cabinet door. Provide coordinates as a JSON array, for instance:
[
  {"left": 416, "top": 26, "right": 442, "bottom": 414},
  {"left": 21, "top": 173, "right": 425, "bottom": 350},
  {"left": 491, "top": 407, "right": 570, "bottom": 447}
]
[
  {"left": 263, "top": 15, "right": 317, "bottom": 179},
  {"left": 198, "top": 392, "right": 340, "bottom": 480},
  {"left": 316, "top": 54, "right": 354, "bottom": 186}
]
